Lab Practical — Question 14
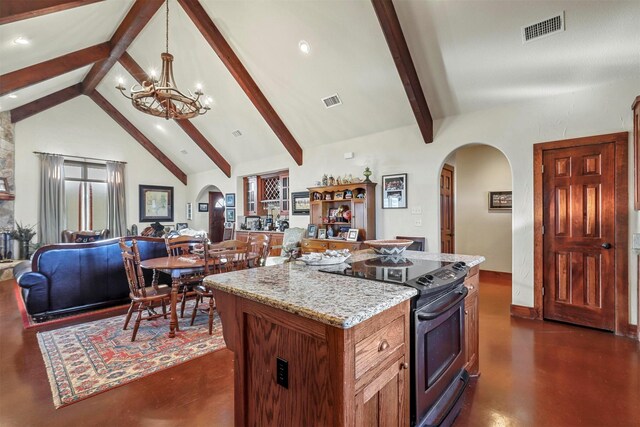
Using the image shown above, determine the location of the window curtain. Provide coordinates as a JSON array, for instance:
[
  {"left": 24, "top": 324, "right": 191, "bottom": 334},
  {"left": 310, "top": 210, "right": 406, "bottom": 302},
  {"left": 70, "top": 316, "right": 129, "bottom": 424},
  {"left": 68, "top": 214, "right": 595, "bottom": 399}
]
[
  {"left": 106, "top": 161, "right": 127, "bottom": 237},
  {"left": 38, "top": 154, "right": 66, "bottom": 244}
]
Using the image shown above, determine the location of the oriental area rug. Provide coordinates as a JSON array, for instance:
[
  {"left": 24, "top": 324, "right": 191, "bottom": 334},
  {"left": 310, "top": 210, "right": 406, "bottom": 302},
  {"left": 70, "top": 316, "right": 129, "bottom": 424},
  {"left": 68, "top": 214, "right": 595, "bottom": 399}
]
[{"left": 37, "top": 303, "right": 226, "bottom": 408}]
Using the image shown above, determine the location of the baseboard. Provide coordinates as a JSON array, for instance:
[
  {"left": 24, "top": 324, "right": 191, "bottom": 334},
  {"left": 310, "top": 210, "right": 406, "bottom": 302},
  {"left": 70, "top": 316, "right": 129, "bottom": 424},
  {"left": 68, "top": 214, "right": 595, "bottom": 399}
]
[
  {"left": 627, "top": 324, "right": 638, "bottom": 341},
  {"left": 510, "top": 304, "right": 538, "bottom": 319},
  {"left": 480, "top": 270, "right": 512, "bottom": 283}
]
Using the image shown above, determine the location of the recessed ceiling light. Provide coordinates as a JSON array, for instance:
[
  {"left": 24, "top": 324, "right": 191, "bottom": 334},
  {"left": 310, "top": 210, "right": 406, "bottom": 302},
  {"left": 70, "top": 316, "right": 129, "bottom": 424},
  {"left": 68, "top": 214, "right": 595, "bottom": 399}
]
[
  {"left": 155, "top": 124, "right": 164, "bottom": 131},
  {"left": 298, "top": 40, "right": 311, "bottom": 55},
  {"left": 8, "top": 94, "right": 17, "bottom": 99},
  {"left": 13, "top": 37, "right": 30, "bottom": 46}
]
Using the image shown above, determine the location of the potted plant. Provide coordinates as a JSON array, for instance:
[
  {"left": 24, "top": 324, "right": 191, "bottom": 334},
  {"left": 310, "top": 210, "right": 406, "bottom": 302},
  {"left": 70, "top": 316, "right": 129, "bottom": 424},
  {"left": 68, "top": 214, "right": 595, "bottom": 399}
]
[{"left": 10, "top": 222, "right": 36, "bottom": 260}]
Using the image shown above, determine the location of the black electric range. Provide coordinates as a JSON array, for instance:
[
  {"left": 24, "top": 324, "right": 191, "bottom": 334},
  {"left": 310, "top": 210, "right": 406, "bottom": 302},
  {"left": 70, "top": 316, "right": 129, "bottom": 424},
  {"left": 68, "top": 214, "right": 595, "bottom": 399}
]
[{"left": 319, "top": 255, "right": 469, "bottom": 308}]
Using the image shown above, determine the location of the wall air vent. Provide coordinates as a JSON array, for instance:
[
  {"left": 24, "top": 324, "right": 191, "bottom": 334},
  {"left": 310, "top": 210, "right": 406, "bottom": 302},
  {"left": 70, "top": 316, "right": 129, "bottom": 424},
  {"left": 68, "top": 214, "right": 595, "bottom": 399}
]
[
  {"left": 232, "top": 130, "right": 242, "bottom": 137},
  {"left": 321, "top": 94, "right": 342, "bottom": 109},
  {"left": 522, "top": 12, "right": 564, "bottom": 43}
]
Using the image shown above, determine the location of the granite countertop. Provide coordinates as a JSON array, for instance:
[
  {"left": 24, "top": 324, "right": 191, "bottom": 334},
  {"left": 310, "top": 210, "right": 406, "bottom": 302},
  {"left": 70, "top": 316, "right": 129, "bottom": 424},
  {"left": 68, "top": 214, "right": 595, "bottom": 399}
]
[{"left": 204, "top": 250, "right": 485, "bottom": 329}]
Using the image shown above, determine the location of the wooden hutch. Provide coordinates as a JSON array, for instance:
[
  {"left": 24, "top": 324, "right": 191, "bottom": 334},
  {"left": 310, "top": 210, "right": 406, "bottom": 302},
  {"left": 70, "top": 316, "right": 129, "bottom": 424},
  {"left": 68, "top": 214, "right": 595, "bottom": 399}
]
[{"left": 303, "top": 182, "right": 376, "bottom": 252}]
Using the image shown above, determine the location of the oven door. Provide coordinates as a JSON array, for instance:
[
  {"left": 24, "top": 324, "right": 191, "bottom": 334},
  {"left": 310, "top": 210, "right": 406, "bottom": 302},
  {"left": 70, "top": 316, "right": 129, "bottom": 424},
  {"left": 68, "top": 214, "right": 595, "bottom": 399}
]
[{"left": 413, "top": 286, "right": 468, "bottom": 427}]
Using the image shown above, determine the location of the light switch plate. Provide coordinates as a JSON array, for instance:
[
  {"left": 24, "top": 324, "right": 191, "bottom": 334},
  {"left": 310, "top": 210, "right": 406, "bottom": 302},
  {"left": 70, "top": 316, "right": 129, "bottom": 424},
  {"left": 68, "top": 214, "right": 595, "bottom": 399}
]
[
  {"left": 633, "top": 233, "right": 640, "bottom": 250},
  {"left": 414, "top": 218, "right": 422, "bottom": 227}
]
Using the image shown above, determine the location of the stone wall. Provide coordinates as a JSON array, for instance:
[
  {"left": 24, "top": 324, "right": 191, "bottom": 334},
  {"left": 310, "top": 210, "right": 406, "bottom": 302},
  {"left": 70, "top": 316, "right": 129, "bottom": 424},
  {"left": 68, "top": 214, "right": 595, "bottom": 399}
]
[{"left": 0, "top": 111, "right": 15, "bottom": 257}]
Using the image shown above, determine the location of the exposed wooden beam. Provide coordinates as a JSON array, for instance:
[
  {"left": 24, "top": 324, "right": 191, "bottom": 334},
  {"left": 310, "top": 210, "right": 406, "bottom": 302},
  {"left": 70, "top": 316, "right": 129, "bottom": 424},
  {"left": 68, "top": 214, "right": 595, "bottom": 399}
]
[
  {"left": 119, "top": 52, "right": 232, "bottom": 177},
  {"left": 88, "top": 90, "right": 188, "bottom": 185},
  {"left": 10, "top": 84, "right": 82, "bottom": 123},
  {"left": 0, "top": 0, "right": 103, "bottom": 25},
  {"left": 0, "top": 42, "right": 110, "bottom": 97},
  {"left": 178, "top": 0, "right": 303, "bottom": 166},
  {"left": 81, "top": 0, "right": 163, "bottom": 94},
  {"left": 371, "top": 0, "right": 433, "bottom": 144}
]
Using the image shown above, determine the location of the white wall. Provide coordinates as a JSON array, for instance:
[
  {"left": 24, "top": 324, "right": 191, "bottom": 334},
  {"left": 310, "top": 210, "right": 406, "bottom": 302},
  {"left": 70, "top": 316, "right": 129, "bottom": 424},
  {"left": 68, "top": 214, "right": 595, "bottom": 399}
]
[
  {"left": 454, "top": 145, "right": 512, "bottom": 273},
  {"left": 13, "top": 96, "right": 188, "bottom": 236},
  {"left": 186, "top": 76, "right": 638, "bottom": 325}
]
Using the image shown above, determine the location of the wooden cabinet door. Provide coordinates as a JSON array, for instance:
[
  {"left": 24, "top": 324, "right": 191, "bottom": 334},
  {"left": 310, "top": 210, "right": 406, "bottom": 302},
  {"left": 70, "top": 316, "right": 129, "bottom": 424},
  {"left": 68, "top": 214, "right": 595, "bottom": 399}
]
[
  {"left": 269, "top": 233, "right": 283, "bottom": 256},
  {"left": 244, "top": 176, "right": 258, "bottom": 216},
  {"left": 301, "top": 238, "right": 329, "bottom": 253},
  {"left": 542, "top": 143, "right": 616, "bottom": 330},
  {"left": 464, "top": 285, "right": 479, "bottom": 376},
  {"left": 356, "top": 356, "right": 407, "bottom": 427},
  {"left": 440, "top": 164, "right": 455, "bottom": 253}
]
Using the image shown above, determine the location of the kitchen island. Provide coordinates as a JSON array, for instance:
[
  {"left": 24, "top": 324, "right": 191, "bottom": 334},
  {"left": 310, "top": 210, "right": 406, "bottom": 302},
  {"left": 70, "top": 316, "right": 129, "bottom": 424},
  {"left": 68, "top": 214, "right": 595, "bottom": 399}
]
[{"left": 205, "top": 251, "right": 484, "bottom": 426}]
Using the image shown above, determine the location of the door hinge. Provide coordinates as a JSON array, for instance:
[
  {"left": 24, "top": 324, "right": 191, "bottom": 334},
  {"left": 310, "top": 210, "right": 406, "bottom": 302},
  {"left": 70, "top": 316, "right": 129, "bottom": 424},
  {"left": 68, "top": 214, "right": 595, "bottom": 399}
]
[
  {"left": 541, "top": 225, "right": 545, "bottom": 234},
  {"left": 542, "top": 287, "right": 545, "bottom": 296},
  {"left": 541, "top": 164, "right": 545, "bottom": 173}
]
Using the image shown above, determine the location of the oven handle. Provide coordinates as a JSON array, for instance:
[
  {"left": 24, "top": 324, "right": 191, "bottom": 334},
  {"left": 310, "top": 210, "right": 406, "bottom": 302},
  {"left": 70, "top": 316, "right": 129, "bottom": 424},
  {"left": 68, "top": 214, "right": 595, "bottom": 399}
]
[{"left": 416, "top": 287, "right": 468, "bottom": 321}]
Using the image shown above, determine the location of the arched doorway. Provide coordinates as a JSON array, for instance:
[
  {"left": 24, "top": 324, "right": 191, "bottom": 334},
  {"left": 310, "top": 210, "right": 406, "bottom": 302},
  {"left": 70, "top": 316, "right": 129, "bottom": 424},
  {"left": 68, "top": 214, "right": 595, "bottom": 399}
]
[
  {"left": 196, "top": 185, "right": 224, "bottom": 243},
  {"left": 439, "top": 144, "right": 513, "bottom": 282}
]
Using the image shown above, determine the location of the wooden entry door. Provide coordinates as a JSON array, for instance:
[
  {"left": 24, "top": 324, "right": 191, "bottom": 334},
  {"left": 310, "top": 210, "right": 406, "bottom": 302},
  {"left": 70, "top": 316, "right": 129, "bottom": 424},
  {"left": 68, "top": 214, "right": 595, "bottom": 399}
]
[
  {"left": 440, "top": 164, "right": 455, "bottom": 254},
  {"left": 542, "top": 143, "right": 616, "bottom": 330},
  {"left": 208, "top": 191, "right": 225, "bottom": 243}
]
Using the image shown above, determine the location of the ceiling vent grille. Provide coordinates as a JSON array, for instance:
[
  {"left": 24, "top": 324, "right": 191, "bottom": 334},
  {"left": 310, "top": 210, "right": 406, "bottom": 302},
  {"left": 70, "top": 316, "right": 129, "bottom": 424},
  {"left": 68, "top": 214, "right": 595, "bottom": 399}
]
[
  {"left": 322, "top": 94, "right": 342, "bottom": 108},
  {"left": 522, "top": 12, "right": 564, "bottom": 43},
  {"left": 232, "top": 130, "right": 242, "bottom": 137}
]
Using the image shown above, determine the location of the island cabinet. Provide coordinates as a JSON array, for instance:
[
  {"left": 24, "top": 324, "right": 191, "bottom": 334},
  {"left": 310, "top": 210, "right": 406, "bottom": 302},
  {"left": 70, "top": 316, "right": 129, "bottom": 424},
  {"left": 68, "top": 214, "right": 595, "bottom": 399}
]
[
  {"left": 463, "top": 265, "right": 480, "bottom": 376},
  {"left": 302, "top": 238, "right": 365, "bottom": 253},
  {"left": 214, "top": 290, "right": 410, "bottom": 427},
  {"left": 234, "top": 230, "right": 284, "bottom": 256}
]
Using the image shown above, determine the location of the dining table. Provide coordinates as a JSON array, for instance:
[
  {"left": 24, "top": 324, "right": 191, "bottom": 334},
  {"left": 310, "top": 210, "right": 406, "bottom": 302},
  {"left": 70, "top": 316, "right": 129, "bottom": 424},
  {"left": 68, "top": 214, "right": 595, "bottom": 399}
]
[{"left": 140, "top": 252, "right": 259, "bottom": 338}]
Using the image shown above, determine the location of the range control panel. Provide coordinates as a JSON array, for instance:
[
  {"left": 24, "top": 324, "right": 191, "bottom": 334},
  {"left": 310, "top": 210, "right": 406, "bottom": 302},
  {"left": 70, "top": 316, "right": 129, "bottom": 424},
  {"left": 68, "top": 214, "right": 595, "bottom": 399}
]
[{"left": 405, "top": 262, "right": 469, "bottom": 291}]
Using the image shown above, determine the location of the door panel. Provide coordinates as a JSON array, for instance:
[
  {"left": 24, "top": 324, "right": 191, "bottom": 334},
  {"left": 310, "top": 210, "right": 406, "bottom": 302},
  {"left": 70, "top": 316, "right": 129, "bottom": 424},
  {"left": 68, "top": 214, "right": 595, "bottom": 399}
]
[
  {"left": 440, "top": 165, "right": 455, "bottom": 254},
  {"left": 542, "top": 143, "right": 615, "bottom": 330},
  {"left": 208, "top": 191, "right": 225, "bottom": 243}
]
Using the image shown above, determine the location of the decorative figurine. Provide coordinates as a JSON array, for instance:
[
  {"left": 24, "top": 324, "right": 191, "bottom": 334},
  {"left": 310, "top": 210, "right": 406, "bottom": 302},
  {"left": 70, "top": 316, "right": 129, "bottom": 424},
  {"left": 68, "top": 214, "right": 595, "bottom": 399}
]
[
  {"left": 322, "top": 174, "right": 328, "bottom": 186},
  {"left": 363, "top": 167, "right": 372, "bottom": 183},
  {"left": 327, "top": 227, "right": 334, "bottom": 238},
  {"left": 328, "top": 175, "right": 335, "bottom": 186},
  {"left": 336, "top": 175, "right": 342, "bottom": 185}
]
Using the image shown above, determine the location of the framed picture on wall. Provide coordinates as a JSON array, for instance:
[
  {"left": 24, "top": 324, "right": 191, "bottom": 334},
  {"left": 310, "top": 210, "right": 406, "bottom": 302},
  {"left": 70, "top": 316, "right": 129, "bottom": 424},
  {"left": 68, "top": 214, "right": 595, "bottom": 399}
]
[
  {"left": 488, "top": 191, "right": 512, "bottom": 211},
  {"left": 186, "top": 202, "right": 193, "bottom": 220},
  {"left": 291, "top": 191, "right": 310, "bottom": 215},
  {"left": 139, "top": 185, "right": 174, "bottom": 222},
  {"left": 198, "top": 203, "right": 209, "bottom": 212},
  {"left": 225, "top": 193, "right": 236, "bottom": 207},
  {"left": 225, "top": 208, "right": 236, "bottom": 222},
  {"left": 382, "top": 173, "right": 407, "bottom": 209}
]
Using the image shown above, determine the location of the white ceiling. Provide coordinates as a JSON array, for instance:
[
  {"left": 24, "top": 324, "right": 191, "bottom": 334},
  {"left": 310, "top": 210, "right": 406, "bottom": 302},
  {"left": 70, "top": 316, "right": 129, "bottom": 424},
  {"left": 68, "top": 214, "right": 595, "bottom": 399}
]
[{"left": 2, "top": 0, "right": 639, "bottom": 175}]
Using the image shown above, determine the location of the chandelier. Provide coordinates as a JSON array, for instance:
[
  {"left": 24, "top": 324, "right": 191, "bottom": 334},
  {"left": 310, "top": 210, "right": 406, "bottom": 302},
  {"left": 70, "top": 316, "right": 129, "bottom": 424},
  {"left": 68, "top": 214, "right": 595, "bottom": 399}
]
[{"left": 116, "top": 0, "right": 209, "bottom": 120}]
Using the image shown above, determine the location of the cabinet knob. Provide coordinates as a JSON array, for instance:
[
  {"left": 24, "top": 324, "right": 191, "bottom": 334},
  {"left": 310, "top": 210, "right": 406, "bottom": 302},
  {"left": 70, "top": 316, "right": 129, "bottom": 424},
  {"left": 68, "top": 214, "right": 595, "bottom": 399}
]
[
  {"left": 467, "top": 285, "right": 474, "bottom": 290},
  {"left": 465, "top": 310, "right": 469, "bottom": 315},
  {"left": 378, "top": 340, "right": 390, "bottom": 352},
  {"left": 400, "top": 362, "right": 409, "bottom": 370}
]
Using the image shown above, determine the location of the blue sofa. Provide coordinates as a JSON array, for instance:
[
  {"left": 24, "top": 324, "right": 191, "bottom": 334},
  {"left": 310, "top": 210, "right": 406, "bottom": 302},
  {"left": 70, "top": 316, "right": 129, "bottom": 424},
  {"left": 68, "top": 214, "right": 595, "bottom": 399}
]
[{"left": 14, "top": 236, "right": 169, "bottom": 321}]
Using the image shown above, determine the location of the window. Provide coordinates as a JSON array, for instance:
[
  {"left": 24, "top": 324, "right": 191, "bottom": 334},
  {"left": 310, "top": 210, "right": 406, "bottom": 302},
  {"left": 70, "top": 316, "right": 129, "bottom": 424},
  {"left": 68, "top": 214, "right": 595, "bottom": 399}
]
[
  {"left": 243, "top": 170, "right": 289, "bottom": 217},
  {"left": 64, "top": 161, "right": 107, "bottom": 231}
]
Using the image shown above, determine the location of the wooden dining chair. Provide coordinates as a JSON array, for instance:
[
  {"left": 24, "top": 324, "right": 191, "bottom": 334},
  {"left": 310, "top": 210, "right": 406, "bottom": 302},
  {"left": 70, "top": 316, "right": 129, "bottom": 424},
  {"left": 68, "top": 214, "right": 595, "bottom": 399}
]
[
  {"left": 119, "top": 238, "right": 172, "bottom": 342},
  {"left": 164, "top": 235, "right": 209, "bottom": 318},
  {"left": 246, "top": 233, "right": 271, "bottom": 267},
  {"left": 190, "top": 242, "right": 249, "bottom": 334}
]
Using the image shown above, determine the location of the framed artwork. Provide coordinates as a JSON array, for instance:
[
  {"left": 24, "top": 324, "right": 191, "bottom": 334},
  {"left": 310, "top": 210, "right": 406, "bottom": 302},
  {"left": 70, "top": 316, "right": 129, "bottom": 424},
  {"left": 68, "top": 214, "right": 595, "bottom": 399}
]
[
  {"left": 346, "top": 228, "right": 359, "bottom": 241},
  {"left": 307, "top": 224, "right": 317, "bottom": 239},
  {"left": 186, "top": 202, "right": 193, "bottom": 220},
  {"left": 226, "top": 208, "right": 236, "bottom": 222},
  {"left": 334, "top": 191, "right": 344, "bottom": 200},
  {"left": 176, "top": 222, "right": 188, "bottom": 231},
  {"left": 225, "top": 193, "right": 236, "bottom": 207},
  {"left": 318, "top": 229, "right": 327, "bottom": 239},
  {"left": 489, "top": 191, "right": 512, "bottom": 211},
  {"left": 382, "top": 173, "right": 407, "bottom": 209},
  {"left": 0, "top": 177, "right": 8, "bottom": 193},
  {"left": 139, "top": 185, "right": 173, "bottom": 222},
  {"left": 291, "top": 191, "right": 310, "bottom": 215},
  {"left": 198, "top": 203, "right": 209, "bottom": 212}
]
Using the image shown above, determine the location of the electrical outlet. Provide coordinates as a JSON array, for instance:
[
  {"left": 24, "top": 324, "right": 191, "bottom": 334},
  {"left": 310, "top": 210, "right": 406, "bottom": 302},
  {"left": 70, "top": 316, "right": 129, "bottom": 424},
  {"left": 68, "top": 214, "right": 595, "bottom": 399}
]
[
  {"left": 414, "top": 218, "right": 422, "bottom": 227},
  {"left": 276, "top": 357, "right": 288, "bottom": 389}
]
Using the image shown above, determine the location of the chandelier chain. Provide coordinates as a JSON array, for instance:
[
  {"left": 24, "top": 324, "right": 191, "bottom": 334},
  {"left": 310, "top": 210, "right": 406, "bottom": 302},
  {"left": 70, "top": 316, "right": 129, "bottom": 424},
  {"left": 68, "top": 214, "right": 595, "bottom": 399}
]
[{"left": 165, "top": 0, "right": 169, "bottom": 54}]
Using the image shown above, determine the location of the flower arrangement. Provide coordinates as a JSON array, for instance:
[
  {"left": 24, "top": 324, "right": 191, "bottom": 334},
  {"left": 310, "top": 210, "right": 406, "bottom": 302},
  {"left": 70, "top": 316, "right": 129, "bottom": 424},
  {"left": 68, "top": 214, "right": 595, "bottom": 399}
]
[{"left": 10, "top": 222, "right": 36, "bottom": 242}]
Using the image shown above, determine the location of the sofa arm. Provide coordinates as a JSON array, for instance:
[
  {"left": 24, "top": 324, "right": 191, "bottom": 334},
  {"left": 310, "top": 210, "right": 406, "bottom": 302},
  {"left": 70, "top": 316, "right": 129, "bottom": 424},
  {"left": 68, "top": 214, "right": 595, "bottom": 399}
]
[{"left": 16, "top": 271, "right": 50, "bottom": 315}]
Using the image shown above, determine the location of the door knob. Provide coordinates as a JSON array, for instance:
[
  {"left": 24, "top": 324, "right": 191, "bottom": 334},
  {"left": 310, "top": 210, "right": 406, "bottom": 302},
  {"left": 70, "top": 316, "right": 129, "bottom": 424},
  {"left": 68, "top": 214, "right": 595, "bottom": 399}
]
[{"left": 601, "top": 243, "right": 612, "bottom": 249}]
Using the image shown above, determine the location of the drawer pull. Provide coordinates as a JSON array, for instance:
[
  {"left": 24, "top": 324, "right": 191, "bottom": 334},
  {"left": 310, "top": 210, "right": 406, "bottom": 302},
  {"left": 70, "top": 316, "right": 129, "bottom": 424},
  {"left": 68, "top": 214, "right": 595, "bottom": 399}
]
[
  {"left": 465, "top": 310, "right": 469, "bottom": 315},
  {"left": 400, "top": 363, "right": 409, "bottom": 370},
  {"left": 378, "top": 340, "right": 389, "bottom": 352}
]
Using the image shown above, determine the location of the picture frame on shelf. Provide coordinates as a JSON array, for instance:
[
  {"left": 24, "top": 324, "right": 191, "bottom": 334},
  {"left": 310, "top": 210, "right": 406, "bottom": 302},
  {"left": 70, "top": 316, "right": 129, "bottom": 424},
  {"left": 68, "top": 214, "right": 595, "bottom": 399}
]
[
  {"left": 488, "top": 191, "right": 512, "bottom": 211},
  {"left": 198, "top": 203, "right": 209, "bottom": 212},
  {"left": 328, "top": 208, "right": 338, "bottom": 220},
  {"left": 225, "top": 193, "right": 236, "bottom": 207},
  {"left": 226, "top": 208, "right": 236, "bottom": 222},
  {"left": 0, "top": 177, "right": 8, "bottom": 193},
  {"left": 291, "top": 191, "right": 310, "bottom": 215},
  {"left": 139, "top": 185, "right": 174, "bottom": 222},
  {"left": 334, "top": 191, "right": 344, "bottom": 200},
  {"left": 346, "top": 228, "right": 359, "bottom": 241},
  {"left": 382, "top": 173, "right": 407, "bottom": 209},
  {"left": 344, "top": 189, "right": 353, "bottom": 199},
  {"left": 317, "top": 229, "right": 327, "bottom": 239},
  {"left": 186, "top": 202, "right": 193, "bottom": 220},
  {"left": 307, "top": 224, "right": 317, "bottom": 239},
  {"left": 176, "top": 222, "right": 188, "bottom": 231}
]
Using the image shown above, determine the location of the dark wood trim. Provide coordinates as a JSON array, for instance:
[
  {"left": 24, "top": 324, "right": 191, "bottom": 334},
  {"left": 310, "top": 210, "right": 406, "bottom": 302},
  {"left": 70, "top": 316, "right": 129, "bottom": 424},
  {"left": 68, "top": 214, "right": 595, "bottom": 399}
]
[
  {"left": 632, "top": 95, "right": 640, "bottom": 210},
  {"left": 0, "top": 0, "right": 103, "bottom": 25},
  {"left": 480, "top": 270, "right": 512, "bottom": 284},
  {"left": 0, "top": 42, "right": 110, "bottom": 97},
  {"left": 510, "top": 304, "right": 538, "bottom": 320},
  {"left": 81, "top": 0, "right": 163, "bottom": 94},
  {"left": 88, "top": 90, "right": 188, "bottom": 185},
  {"left": 533, "top": 132, "right": 630, "bottom": 335},
  {"left": 117, "top": 52, "right": 231, "bottom": 177},
  {"left": 10, "top": 84, "right": 82, "bottom": 123},
  {"left": 370, "top": 0, "right": 433, "bottom": 144},
  {"left": 177, "top": 0, "right": 303, "bottom": 166}
]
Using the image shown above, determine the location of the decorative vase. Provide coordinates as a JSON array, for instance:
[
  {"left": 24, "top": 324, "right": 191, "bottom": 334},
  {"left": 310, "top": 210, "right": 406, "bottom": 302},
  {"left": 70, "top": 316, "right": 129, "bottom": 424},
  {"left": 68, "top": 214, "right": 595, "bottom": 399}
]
[
  {"left": 19, "top": 240, "right": 30, "bottom": 260},
  {"left": 363, "top": 167, "right": 372, "bottom": 183},
  {"left": 322, "top": 174, "right": 328, "bottom": 186}
]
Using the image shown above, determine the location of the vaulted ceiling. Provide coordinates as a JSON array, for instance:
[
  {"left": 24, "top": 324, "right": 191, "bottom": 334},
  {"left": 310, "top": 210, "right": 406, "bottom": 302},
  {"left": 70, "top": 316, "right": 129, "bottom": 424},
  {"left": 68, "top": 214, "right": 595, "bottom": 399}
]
[{"left": 1, "top": 0, "right": 638, "bottom": 180}]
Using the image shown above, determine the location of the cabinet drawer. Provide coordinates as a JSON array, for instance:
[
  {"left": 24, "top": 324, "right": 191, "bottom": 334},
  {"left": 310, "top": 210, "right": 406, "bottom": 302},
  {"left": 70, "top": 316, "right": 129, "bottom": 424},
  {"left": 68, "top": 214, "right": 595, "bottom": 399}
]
[
  {"left": 328, "top": 241, "right": 362, "bottom": 251},
  {"left": 355, "top": 315, "right": 405, "bottom": 379},
  {"left": 302, "top": 239, "right": 328, "bottom": 252}
]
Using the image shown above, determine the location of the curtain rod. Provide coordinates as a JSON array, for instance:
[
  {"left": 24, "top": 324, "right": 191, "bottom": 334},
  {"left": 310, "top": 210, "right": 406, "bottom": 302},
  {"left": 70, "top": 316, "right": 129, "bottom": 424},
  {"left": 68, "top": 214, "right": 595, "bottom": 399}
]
[{"left": 32, "top": 151, "right": 127, "bottom": 164}]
